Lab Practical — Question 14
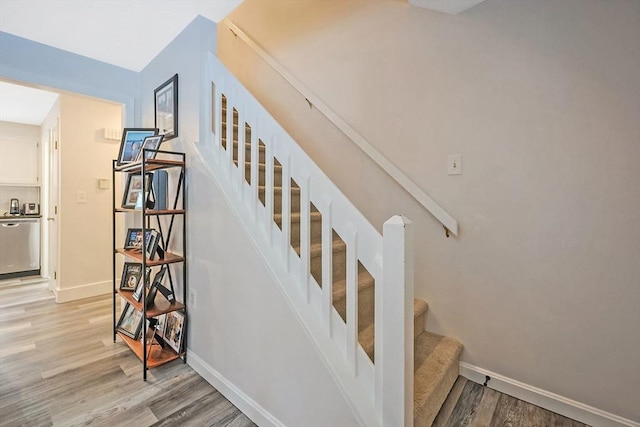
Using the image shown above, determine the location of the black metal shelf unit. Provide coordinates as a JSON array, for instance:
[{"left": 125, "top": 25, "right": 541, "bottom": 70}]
[{"left": 111, "top": 149, "right": 186, "bottom": 380}]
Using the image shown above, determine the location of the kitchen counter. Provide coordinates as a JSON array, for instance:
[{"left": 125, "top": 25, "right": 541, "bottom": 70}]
[{"left": 0, "top": 215, "right": 42, "bottom": 219}]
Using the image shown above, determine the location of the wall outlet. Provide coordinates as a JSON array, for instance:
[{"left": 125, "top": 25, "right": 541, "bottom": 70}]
[
  {"left": 448, "top": 154, "right": 462, "bottom": 175},
  {"left": 76, "top": 191, "right": 87, "bottom": 203},
  {"left": 188, "top": 289, "right": 196, "bottom": 309}
]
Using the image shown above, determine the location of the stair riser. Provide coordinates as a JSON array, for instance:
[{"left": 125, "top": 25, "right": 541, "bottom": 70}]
[
  {"left": 260, "top": 189, "right": 301, "bottom": 213},
  {"left": 232, "top": 142, "right": 266, "bottom": 164},
  {"left": 310, "top": 246, "right": 347, "bottom": 284},
  {"left": 333, "top": 283, "right": 375, "bottom": 332}
]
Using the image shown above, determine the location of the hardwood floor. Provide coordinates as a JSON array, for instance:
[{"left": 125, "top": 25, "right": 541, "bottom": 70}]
[
  {"left": 0, "top": 280, "right": 256, "bottom": 427},
  {"left": 1, "top": 280, "right": 588, "bottom": 427}
]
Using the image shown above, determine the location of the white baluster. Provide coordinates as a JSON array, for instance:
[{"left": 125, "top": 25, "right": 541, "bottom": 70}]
[
  {"left": 299, "top": 176, "right": 310, "bottom": 303},
  {"left": 345, "top": 226, "right": 358, "bottom": 375},
  {"left": 281, "top": 154, "right": 292, "bottom": 271},
  {"left": 321, "top": 199, "right": 333, "bottom": 333}
]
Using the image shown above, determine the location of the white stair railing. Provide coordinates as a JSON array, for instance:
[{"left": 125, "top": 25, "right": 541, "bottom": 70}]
[{"left": 204, "top": 53, "right": 414, "bottom": 427}]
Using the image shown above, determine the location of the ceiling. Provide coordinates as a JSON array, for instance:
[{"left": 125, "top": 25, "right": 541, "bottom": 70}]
[
  {"left": 0, "top": 81, "right": 59, "bottom": 125},
  {"left": 0, "top": 0, "right": 243, "bottom": 72}
]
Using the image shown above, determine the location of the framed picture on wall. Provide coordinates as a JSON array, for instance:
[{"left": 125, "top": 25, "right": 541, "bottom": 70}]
[
  {"left": 154, "top": 74, "right": 178, "bottom": 140},
  {"left": 116, "top": 128, "right": 158, "bottom": 165}
]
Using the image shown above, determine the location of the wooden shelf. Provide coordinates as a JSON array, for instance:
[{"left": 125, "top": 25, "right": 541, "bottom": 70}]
[
  {"left": 116, "top": 248, "right": 184, "bottom": 266},
  {"left": 117, "top": 290, "right": 185, "bottom": 318},
  {"left": 115, "top": 158, "right": 185, "bottom": 173},
  {"left": 117, "top": 332, "right": 182, "bottom": 368},
  {"left": 115, "top": 208, "right": 185, "bottom": 215}
]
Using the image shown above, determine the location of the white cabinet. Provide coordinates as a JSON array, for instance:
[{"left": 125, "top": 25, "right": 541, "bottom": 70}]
[{"left": 0, "top": 139, "right": 40, "bottom": 185}]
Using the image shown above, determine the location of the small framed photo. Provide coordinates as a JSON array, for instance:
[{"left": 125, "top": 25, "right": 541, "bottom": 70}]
[
  {"left": 132, "top": 266, "right": 151, "bottom": 302},
  {"left": 155, "top": 313, "right": 167, "bottom": 340},
  {"left": 154, "top": 74, "right": 178, "bottom": 140},
  {"left": 116, "top": 128, "right": 158, "bottom": 166},
  {"left": 124, "top": 228, "right": 143, "bottom": 249},
  {"left": 120, "top": 262, "right": 142, "bottom": 291},
  {"left": 116, "top": 302, "right": 143, "bottom": 339},
  {"left": 164, "top": 310, "right": 185, "bottom": 353},
  {"left": 145, "top": 229, "right": 161, "bottom": 260},
  {"left": 136, "top": 134, "right": 164, "bottom": 162},
  {"left": 122, "top": 173, "right": 153, "bottom": 209}
]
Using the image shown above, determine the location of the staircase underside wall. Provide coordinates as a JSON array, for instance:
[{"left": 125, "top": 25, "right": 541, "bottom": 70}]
[{"left": 186, "top": 152, "right": 361, "bottom": 427}]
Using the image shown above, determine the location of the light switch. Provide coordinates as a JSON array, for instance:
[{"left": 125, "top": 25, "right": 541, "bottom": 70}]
[
  {"left": 76, "top": 191, "right": 87, "bottom": 203},
  {"left": 448, "top": 154, "right": 462, "bottom": 175}
]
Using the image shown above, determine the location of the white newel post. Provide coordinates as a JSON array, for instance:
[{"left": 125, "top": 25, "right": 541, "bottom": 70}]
[{"left": 377, "top": 215, "right": 414, "bottom": 427}]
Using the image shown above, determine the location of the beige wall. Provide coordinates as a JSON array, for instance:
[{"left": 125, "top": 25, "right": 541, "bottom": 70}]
[
  {"left": 57, "top": 93, "right": 122, "bottom": 301},
  {"left": 220, "top": 0, "right": 640, "bottom": 422}
]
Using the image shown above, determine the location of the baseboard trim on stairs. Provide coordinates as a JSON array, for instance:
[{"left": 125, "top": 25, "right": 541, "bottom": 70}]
[
  {"left": 187, "top": 351, "right": 286, "bottom": 427},
  {"left": 459, "top": 362, "right": 640, "bottom": 427}
]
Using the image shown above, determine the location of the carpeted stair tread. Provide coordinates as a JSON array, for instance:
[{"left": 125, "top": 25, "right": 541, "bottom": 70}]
[
  {"left": 359, "top": 299, "right": 432, "bottom": 360},
  {"left": 305, "top": 240, "right": 347, "bottom": 258},
  {"left": 413, "top": 331, "right": 463, "bottom": 427},
  {"left": 273, "top": 211, "right": 321, "bottom": 224},
  {"left": 260, "top": 185, "right": 299, "bottom": 194},
  {"left": 332, "top": 270, "right": 374, "bottom": 302}
]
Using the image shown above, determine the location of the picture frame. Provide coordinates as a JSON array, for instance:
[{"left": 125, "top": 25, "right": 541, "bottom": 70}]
[
  {"left": 145, "top": 229, "right": 162, "bottom": 260},
  {"left": 155, "top": 313, "right": 167, "bottom": 340},
  {"left": 154, "top": 74, "right": 178, "bottom": 141},
  {"left": 124, "top": 228, "right": 143, "bottom": 249},
  {"left": 135, "top": 134, "right": 164, "bottom": 162},
  {"left": 122, "top": 173, "right": 153, "bottom": 209},
  {"left": 163, "top": 310, "right": 185, "bottom": 353},
  {"left": 132, "top": 266, "right": 151, "bottom": 302},
  {"left": 116, "top": 302, "right": 143, "bottom": 339},
  {"left": 116, "top": 128, "right": 158, "bottom": 166},
  {"left": 119, "top": 262, "right": 142, "bottom": 292}
]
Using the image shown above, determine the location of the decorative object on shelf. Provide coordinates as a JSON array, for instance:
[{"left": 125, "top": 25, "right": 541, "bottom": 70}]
[
  {"left": 120, "top": 262, "right": 142, "bottom": 291},
  {"left": 116, "top": 128, "right": 158, "bottom": 166},
  {"left": 145, "top": 265, "right": 167, "bottom": 309},
  {"left": 122, "top": 173, "right": 153, "bottom": 209},
  {"left": 136, "top": 134, "right": 164, "bottom": 162},
  {"left": 124, "top": 228, "right": 143, "bottom": 249},
  {"left": 155, "top": 313, "right": 167, "bottom": 340},
  {"left": 164, "top": 310, "right": 185, "bottom": 353},
  {"left": 117, "top": 302, "right": 144, "bottom": 339},
  {"left": 145, "top": 229, "right": 162, "bottom": 260},
  {"left": 132, "top": 267, "right": 152, "bottom": 302},
  {"left": 154, "top": 74, "right": 178, "bottom": 140}
]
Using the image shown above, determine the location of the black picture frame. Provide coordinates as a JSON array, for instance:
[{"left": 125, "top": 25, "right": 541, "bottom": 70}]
[
  {"left": 135, "top": 134, "right": 164, "bottom": 162},
  {"left": 145, "top": 229, "right": 162, "bottom": 260},
  {"left": 132, "top": 267, "right": 152, "bottom": 302},
  {"left": 154, "top": 74, "right": 178, "bottom": 140},
  {"left": 124, "top": 228, "right": 143, "bottom": 249},
  {"left": 116, "top": 128, "right": 158, "bottom": 166},
  {"left": 122, "top": 173, "right": 153, "bottom": 209},
  {"left": 164, "top": 310, "right": 185, "bottom": 353},
  {"left": 120, "top": 262, "right": 142, "bottom": 292},
  {"left": 116, "top": 303, "right": 143, "bottom": 339}
]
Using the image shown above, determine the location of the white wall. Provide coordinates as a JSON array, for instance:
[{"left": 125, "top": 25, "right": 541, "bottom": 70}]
[
  {"left": 220, "top": 0, "right": 640, "bottom": 423},
  {"left": 56, "top": 93, "right": 122, "bottom": 301},
  {"left": 139, "top": 16, "right": 359, "bottom": 426}
]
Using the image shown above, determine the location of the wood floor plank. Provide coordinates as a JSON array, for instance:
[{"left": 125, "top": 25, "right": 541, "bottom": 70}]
[
  {"left": 468, "top": 386, "right": 501, "bottom": 426},
  {"left": 432, "top": 376, "right": 468, "bottom": 426},
  {"left": 444, "top": 380, "right": 484, "bottom": 427}
]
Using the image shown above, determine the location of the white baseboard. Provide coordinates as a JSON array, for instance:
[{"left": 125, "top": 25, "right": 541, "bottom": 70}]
[
  {"left": 187, "top": 351, "right": 286, "bottom": 427},
  {"left": 459, "top": 362, "right": 640, "bottom": 427},
  {"left": 54, "top": 280, "right": 111, "bottom": 303}
]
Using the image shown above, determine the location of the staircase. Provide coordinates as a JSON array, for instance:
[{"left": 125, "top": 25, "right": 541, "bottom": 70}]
[{"left": 207, "top": 54, "right": 462, "bottom": 426}]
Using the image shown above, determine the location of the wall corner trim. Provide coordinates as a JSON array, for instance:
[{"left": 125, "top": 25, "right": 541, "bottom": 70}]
[
  {"left": 459, "top": 363, "right": 640, "bottom": 427},
  {"left": 187, "top": 351, "right": 286, "bottom": 427}
]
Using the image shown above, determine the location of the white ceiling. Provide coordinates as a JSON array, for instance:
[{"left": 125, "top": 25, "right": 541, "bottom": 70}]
[
  {"left": 0, "top": 0, "right": 243, "bottom": 72},
  {"left": 0, "top": 81, "right": 59, "bottom": 125}
]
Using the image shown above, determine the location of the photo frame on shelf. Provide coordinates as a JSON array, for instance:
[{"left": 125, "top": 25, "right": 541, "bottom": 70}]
[
  {"left": 116, "top": 302, "right": 143, "bottom": 339},
  {"left": 135, "top": 134, "right": 164, "bottom": 162},
  {"left": 164, "top": 310, "right": 185, "bottom": 353},
  {"left": 145, "top": 229, "right": 162, "bottom": 260},
  {"left": 155, "top": 313, "right": 167, "bottom": 340},
  {"left": 124, "top": 228, "right": 143, "bottom": 249},
  {"left": 120, "top": 262, "right": 142, "bottom": 292},
  {"left": 116, "top": 128, "right": 158, "bottom": 166},
  {"left": 154, "top": 74, "right": 178, "bottom": 140},
  {"left": 132, "top": 267, "right": 152, "bottom": 302},
  {"left": 122, "top": 173, "right": 153, "bottom": 209}
]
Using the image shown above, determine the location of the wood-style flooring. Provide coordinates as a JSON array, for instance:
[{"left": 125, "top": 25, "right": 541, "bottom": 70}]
[
  {"left": 0, "top": 279, "right": 256, "bottom": 427},
  {"left": 1, "top": 279, "right": 589, "bottom": 427}
]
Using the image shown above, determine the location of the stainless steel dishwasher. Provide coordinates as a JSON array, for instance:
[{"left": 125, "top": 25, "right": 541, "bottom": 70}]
[{"left": 0, "top": 217, "right": 41, "bottom": 279}]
